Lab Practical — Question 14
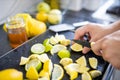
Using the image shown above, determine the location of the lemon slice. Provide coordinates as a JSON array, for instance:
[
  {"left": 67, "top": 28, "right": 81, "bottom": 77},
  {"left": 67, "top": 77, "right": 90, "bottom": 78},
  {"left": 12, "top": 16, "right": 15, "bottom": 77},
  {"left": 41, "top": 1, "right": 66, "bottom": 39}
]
[
  {"left": 28, "top": 54, "right": 40, "bottom": 60},
  {"left": 26, "top": 66, "right": 39, "bottom": 80},
  {"left": 52, "top": 64, "right": 64, "bottom": 80},
  {"left": 76, "top": 56, "right": 87, "bottom": 66},
  {"left": 55, "top": 33, "right": 66, "bottom": 42},
  {"left": 77, "top": 66, "right": 90, "bottom": 73},
  {"left": 38, "top": 54, "right": 50, "bottom": 63},
  {"left": 50, "top": 44, "right": 67, "bottom": 55},
  {"left": 49, "top": 36, "right": 59, "bottom": 45},
  {"left": 25, "top": 59, "right": 42, "bottom": 71},
  {"left": 89, "top": 70, "right": 102, "bottom": 78},
  {"left": 19, "top": 56, "right": 29, "bottom": 65},
  {"left": 31, "top": 43, "right": 45, "bottom": 54},
  {"left": 39, "top": 70, "right": 50, "bottom": 79},
  {"left": 59, "top": 58, "right": 73, "bottom": 66},
  {"left": 38, "top": 77, "right": 49, "bottom": 80},
  {"left": 43, "top": 60, "right": 53, "bottom": 76},
  {"left": 58, "top": 49, "right": 71, "bottom": 59},
  {"left": 71, "top": 43, "right": 83, "bottom": 52},
  {"left": 89, "top": 57, "right": 98, "bottom": 69},
  {"left": 60, "top": 39, "right": 71, "bottom": 46},
  {"left": 82, "top": 72, "right": 92, "bottom": 80}
]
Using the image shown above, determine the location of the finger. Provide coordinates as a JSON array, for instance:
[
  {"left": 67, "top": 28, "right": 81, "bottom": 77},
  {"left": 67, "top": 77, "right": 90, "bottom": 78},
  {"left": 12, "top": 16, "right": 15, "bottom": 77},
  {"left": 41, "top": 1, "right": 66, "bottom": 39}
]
[{"left": 82, "top": 47, "right": 91, "bottom": 54}]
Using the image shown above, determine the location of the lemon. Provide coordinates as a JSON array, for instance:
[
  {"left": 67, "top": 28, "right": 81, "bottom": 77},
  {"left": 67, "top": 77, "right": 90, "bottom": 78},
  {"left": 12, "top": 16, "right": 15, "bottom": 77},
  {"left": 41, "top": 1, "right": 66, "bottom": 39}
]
[
  {"left": 55, "top": 33, "right": 66, "bottom": 42},
  {"left": 38, "top": 77, "right": 49, "bottom": 80},
  {"left": 58, "top": 49, "right": 71, "bottom": 59},
  {"left": 89, "top": 57, "right": 98, "bottom": 69},
  {"left": 19, "top": 56, "right": 29, "bottom": 65},
  {"left": 82, "top": 72, "right": 92, "bottom": 80},
  {"left": 25, "top": 58, "right": 42, "bottom": 71},
  {"left": 43, "top": 60, "right": 53, "bottom": 76},
  {"left": 0, "top": 69, "right": 23, "bottom": 80},
  {"left": 48, "top": 9, "right": 62, "bottom": 24},
  {"left": 71, "top": 43, "right": 83, "bottom": 52},
  {"left": 49, "top": 36, "right": 59, "bottom": 45},
  {"left": 31, "top": 43, "right": 45, "bottom": 54},
  {"left": 60, "top": 39, "right": 71, "bottom": 46},
  {"left": 77, "top": 66, "right": 90, "bottom": 73},
  {"left": 89, "top": 70, "right": 102, "bottom": 78},
  {"left": 38, "top": 54, "right": 50, "bottom": 63},
  {"left": 37, "top": 2, "right": 50, "bottom": 13},
  {"left": 52, "top": 64, "right": 64, "bottom": 80},
  {"left": 39, "top": 70, "right": 50, "bottom": 79},
  {"left": 76, "top": 56, "right": 87, "bottom": 66},
  {"left": 36, "top": 12, "right": 48, "bottom": 22},
  {"left": 60, "top": 58, "right": 73, "bottom": 66},
  {"left": 45, "top": 43, "right": 53, "bottom": 52},
  {"left": 50, "top": 44, "right": 67, "bottom": 55},
  {"left": 28, "top": 54, "right": 40, "bottom": 60},
  {"left": 26, "top": 66, "right": 39, "bottom": 80}
]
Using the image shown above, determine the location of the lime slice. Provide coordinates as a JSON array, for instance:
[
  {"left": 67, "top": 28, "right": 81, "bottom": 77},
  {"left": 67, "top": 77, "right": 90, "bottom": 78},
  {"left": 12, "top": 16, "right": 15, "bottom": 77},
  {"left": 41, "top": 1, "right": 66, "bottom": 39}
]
[
  {"left": 82, "top": 72, "right": 92, "bottom": 80},
  {"left": 89, "top": 57, "right": 98, "bottom": 69},
  {"left": 76, "top": 56, "right": 87, "bottom": 66},
  {"left": 26, "top": 66, "right": 39, "bottom": 80},
  {"left": 89, "top": 70, "right": 102, "bottom": 78},
  {"left": 50, "top": 44, "right": 67, "bottom": 55},
  {"left": 25, "top": 59, "right": 42, "bottom": 71},
  {"left": 59, "top": 58, "right": 73, "bottom": 66},
  {"left": 58, "top": 49, "right": 71, "bottom": 59},
  {"left": 31, "top": 43, "right": 45, "bottom": 54},
  {"left": 38, "top": 54, "right": 50, "bottom": 63},
  {"left": 52, "top": 64, "right": 64, "bottom": 80},
  {"left": 71, "top": 43, "right": 83, "bottom": 52},
  {"left": 43, "top": 38, "right": 50, "bottom": 46},
  {"left": 45, "top": 43, "right": 53, "bottom": 52}
]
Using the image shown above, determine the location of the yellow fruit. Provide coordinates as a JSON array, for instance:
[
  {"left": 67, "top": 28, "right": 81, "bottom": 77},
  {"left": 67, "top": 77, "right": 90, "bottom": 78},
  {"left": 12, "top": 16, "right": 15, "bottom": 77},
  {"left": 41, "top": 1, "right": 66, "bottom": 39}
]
[
  {"left": 60, "top": 58, "right": 73, "bottom": 66},
  {"left": 52, "top": 64, "right": 64, "bottom": 80},
  {"left": 58, "top": 49, "right": 71, "bottom": 59},
  {"left": 3, "top": 24, "right": 7, "bottom": 32},
  {"left": 60, "top": 39, "right": 71, "bottom": 46},
  {"left": 49, "top": 36, "right": 59, "bottom": 45},
  {"left": 37, "top": 2, "right": 50, "bottom": 13},
  {"left": 26, "top": 66, "right": 39, "bottom": 80},
  {"left": 89, "top": 70, "right": 102, "bottom": 78},
  {"left": 77, "top": 66, "right": 90, "bottom": 73},
  {"left": 76, "top": 56, "right": 87, "bottom": 66},
  {"left": 0, "top": 69, "right": 23, "bottom": 80},
  {"left": 39, "top": 70, "right": 50, "bottom": 79},
  {"left": 71, "top": 43, "right": 83, "bottom": 52},
  {"left": 19, "top": 56, "right": 29, "bottom": 65},
  {"left": 48, "top": 9, "right": 62, "bottom": 24},
  {"left": 29, "top": 19, "right": 46, "bottom": 37},
  {"left": 38, "top": 54, "right": 50, "bottom": 63},
  {"left": 36, "top": 12, "right": 48, "bottom": 22},
  {"left": 82, "top": 72, "right": 92, "bottom": 80},
  {"left": 43, "top": 60, "right": 53, "bottom": 76},
  {"left": 89, "top": 57, "right": 98, "bottom": 69}
]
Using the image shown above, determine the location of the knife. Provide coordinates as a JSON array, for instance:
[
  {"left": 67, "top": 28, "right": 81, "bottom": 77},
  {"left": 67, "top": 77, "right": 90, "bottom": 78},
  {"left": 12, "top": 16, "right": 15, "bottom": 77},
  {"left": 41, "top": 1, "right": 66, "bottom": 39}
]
[{"left": 72, "top": 39, "right": 94, "bottom": 48}]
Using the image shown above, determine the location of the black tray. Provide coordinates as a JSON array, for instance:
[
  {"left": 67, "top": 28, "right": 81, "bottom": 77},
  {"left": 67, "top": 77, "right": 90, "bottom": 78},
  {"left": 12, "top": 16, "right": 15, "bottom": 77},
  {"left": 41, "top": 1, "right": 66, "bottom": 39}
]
[{"left": 0, "top": 30, "right": 108, "bottom": 80}]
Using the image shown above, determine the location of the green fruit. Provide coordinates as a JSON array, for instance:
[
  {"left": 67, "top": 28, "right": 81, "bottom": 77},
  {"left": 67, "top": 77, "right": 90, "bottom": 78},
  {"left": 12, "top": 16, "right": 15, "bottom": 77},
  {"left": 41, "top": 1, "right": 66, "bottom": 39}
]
[
  {"left": 45, "top": 44, "right": 53, "bottom": 52},
  {"left": 58, "top": 49, "right": 71, "bottom": 59},
  {"left": 37, "top": 2, "right": 50, "bottom": 13}
]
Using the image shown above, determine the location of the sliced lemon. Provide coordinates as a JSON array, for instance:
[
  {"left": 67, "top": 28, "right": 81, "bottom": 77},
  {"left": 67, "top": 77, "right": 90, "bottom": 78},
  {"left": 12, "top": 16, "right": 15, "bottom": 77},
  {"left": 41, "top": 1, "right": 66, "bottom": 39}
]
[
  {"left": 25, "top": 58, "right": 42, "bottom": 71},
  {"left": 71, "top": 43, "right": 83, "bottom": 52},
  {"left": 19, "top": 56, "right": 29, "bottom": 65},
  {"left": 76, "top": 56, "right": 87, "bottom": 66},
  {"left": 26, "top": 66, "right": 39, "bottom": 80},
  {"left": 59, "top": 58, "right": 73, "bottom": 66},
  {"left": 82, "top": 72, "right": 92, "bottom": 80},
  {"left": 38, "top": 77, "right": 49, "bottom": 80},
  {"left": 89, "top": 57, "right": 98, "bottom": 69},
  {"left": 43, "top": 60, "right": 53, "bottom": 76},
  {"left": 89, "top": 70, "right": 102, "bottom": 78},
  {"left": 50, "top": 44, "right": 67, "bottom": 55},
  {"left": 52, "top": 64, "right": 64, "bottom": 80},
  {"left": 58, "top": 49, "right": 71, "bottom": 59},
  {"left": 49, "top": 36, "right": 59, "bottom": 45},
  {"left": 38, "top": 54, "right": 50, "bottom": 63},
  {"left": 77, "top": 66, "right": 90, "bottom": 73},
  {"left": 31, "top": 43, "right": 45, "bottom": 54},
  {"left": 39, "top": 70, "right": 50, "bottom": 79},
  {"left": 60, "top": 39, "right": 71, "bottom": 46},
  {"left": 55, "top": 33, "right": 66, "bottom": 42},
  {"left": 28, "top": 54, "right": 40, "bottom": 60}
]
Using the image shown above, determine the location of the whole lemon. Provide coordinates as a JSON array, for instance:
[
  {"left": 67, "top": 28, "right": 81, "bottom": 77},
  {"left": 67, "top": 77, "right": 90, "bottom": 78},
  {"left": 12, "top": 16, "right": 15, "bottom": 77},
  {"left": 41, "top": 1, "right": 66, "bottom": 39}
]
[
  {"left": 36, "top": 12, "right": 48, "bottom": 22},
  {"left": 48, "top": 9, "right": 62, "bottom": 24},
  {"left": 0, "top": 69, "right": 23, "bottom": 80}
]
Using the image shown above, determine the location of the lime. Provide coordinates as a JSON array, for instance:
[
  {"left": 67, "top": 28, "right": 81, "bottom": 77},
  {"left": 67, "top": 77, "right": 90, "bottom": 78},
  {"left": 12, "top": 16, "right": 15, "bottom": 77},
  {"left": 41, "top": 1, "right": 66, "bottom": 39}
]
[
  {"left": 0, "top": 69, "right": 23, "bottom": 80},
  {"left": 76, "top": 56, "right": 87, "bottom": 66},
  {"left": 25, "top": 59, "right": 42, "bottom": 71},
  {"left": 82, "top": 72, "right": 92, "bottom": 80},
  {"left": 71, "top": 43, "right": 83, "bottom": 52},
  {"left": 89, "top": 57, "right": 98, "bottom": 69},
  {"left": 89, "top": 70, "right": 102, "bottom": 78},
  {"left": 52, "top": 64, "right": 64, "bottom": 80},
  {"left": 43, "top": 38, "right": 50, "bottom": 46},
  {"left": 45, "top": 43, "right": 53, "bottom": 52},
  {"left": 58, "top": 49, "right": 71, "bottom": 59},
  {"left": 26, "top": 66, "right": 39, "bottom": 80},
  {"left": 59, "top": 58, "right": 73, "bottom": 66},
  {"left": 31, "top": 43, "right": 45, "bottom": 54},
  {"left": 50, "top": 44, "right": 67, "bottom": 55}
]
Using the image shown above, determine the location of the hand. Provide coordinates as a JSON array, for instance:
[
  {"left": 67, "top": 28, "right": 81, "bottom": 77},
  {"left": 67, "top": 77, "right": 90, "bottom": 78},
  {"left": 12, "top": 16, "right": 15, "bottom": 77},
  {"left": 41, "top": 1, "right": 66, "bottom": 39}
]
[{"left": 92, "top": 30, "right": 120, "bottom": 69}]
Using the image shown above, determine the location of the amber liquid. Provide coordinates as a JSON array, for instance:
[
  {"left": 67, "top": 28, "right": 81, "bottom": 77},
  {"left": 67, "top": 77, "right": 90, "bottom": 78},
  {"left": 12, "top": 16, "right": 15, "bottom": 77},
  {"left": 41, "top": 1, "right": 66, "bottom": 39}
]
[{"left": 8, "top": 27, "right": 28, "bottom": 48}]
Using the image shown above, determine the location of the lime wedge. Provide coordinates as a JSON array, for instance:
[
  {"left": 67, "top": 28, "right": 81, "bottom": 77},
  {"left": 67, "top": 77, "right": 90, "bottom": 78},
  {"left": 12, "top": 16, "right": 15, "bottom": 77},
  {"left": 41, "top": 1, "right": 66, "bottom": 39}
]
[
  {"left": 25, "top": 59, "right": 42, "bottom": 71},
  {"left": 31, "top": 43, "right": 45, "bottom": 54}
]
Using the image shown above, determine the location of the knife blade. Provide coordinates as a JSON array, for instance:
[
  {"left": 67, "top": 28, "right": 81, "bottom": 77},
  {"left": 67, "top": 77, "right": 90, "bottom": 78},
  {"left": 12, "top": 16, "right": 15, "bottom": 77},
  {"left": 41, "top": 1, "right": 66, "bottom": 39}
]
[{"left": 72, "top": 39, "right": 91, "bottom": 48}]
